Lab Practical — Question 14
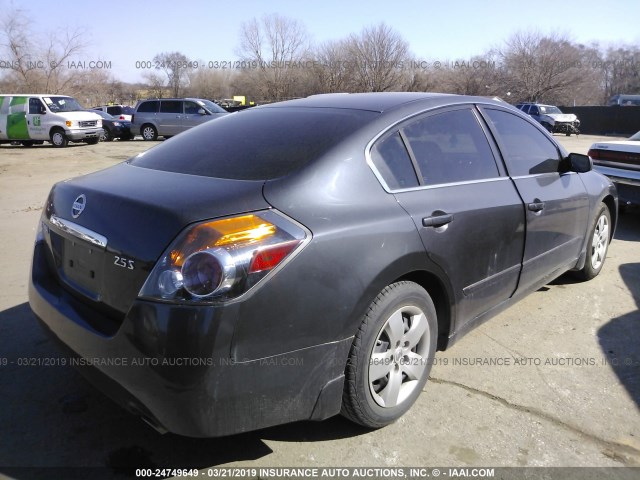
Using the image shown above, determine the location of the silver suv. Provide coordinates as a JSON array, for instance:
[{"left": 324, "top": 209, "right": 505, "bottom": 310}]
[{"left": 131, "top": 98, "right": 228, "bottom": 140}]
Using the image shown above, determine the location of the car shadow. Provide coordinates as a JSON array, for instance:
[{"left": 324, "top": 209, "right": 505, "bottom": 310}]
[
  {"left": 597, "top": 263, "right": 640, "bottom": 411},
  {"left": 0, "top": 303, "right": 369, "bottom": 479},
  {"left": 614, "top": 205, "right": 640, "bottom": 242},
  {"left": 550, "top": 207, "right": 640, "bottom": 288}
]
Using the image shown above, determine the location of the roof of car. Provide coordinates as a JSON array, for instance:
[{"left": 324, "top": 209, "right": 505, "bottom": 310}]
[
  {"left": 262, "top": 92, "right": 504, "bottom": 113},
  {"left": 138, "top": 98, "right": 208, "bottom": 102}
]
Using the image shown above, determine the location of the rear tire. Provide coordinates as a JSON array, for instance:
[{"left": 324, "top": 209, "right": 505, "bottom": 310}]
[
  {"left": 341, "top": 281, "right": 437, "bottom": 428},
  {"left": 576, "top": 203, "right": 611, "bottom": 280}
]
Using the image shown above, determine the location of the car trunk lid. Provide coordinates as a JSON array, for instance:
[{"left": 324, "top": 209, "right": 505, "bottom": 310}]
[{"left": 41, "top": 162, "right": 269, "bottom": 319}]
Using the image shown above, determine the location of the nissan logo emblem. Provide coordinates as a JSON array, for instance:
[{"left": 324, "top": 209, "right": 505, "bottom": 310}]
[{"left": 71, "top": 194, "right": 86, "bottom": 218}]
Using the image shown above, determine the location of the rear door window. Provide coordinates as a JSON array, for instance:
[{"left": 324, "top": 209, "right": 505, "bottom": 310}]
[
  {"left": 402, "top": 108, "right": 499, "bottom": 185},
  {"left": 137, "top": 101, "right": 159, "bottom": 113},
  {"left": 160, "top": 101, "right": 182, "bottom": 114}
]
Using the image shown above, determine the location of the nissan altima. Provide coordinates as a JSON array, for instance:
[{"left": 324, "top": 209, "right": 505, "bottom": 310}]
[{"left": 29, "top": 93, "right": 617, "bottom": 437}]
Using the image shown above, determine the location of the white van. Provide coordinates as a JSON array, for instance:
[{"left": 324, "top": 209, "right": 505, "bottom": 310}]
[{"left": 0, "top": 94, "right": 103, "bottom": 147}]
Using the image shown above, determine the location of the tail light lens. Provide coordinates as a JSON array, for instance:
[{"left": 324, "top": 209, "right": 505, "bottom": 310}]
[{"left": 139, "top": 210, "right": 310, "bottom": 303}]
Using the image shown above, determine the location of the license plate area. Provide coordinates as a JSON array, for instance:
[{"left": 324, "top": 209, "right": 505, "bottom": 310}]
[{"left": 56, "top": 234, "right": 103, "bottom": 300}]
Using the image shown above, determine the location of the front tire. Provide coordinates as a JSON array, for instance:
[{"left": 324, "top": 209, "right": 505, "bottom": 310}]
[
  {"left": 141, "top": 124, "right": 158, "bottom": 141},
  {"left": 576, "top": 203, "right": 611, "bottom": 280},
  {"left": 341, "top": 281, "right": 438, "bottom": 428},
  {"left": 100, "top": 128, "right": 112, "bottom": 142},
  {"left": 50, "top": 128, "right": 68, "bottom": 148}
]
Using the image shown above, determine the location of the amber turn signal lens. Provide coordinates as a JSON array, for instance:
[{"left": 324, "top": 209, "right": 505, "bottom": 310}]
[{"left": 169, "top": 215, "right": 276, "bottom": 267}]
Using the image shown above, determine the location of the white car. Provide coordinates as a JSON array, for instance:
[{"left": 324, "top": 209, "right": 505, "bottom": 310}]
[
  {"left": 589, "top": 131, "right": 640, "bottom": 206},
  {"left": 92, "top": 105, "right": 134, "bottom": 122}
]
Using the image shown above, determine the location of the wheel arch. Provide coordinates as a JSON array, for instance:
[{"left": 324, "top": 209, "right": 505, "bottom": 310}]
[
  {"left": 393, "top": 270, "right": 453, "bottom": 351},
  {"left": 48, "top": 125, "right": 66, "bottom": 136},
  {"left": 602, "top": 194, "right": 617, "bottom": 240}
]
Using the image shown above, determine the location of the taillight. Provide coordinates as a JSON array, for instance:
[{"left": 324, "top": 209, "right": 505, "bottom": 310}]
[
  {"left": 139, "top": 210, "right": 310, "bottom": 303},
  {"left": 589, "top": 148, "right": 640, "bottom": 165}
]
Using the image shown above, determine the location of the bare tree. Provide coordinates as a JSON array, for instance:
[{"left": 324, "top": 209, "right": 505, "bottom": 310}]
[
  {"left": 309, "top": 39, "right": 353, "bottom": 93},
  {"left": 237, "top": 14, "right": 310, "bottom": 100},
  {"left": 153, "top": 51, "right": 193, "bottom": 97},
  {"left": 496, "top": 31, "right": 589, "bottom": 103},
  {"left": 345, "top": 23, "right": 410, "bottom": 92},
  {"left": 186, "top": 66, "right": 234, "bottom": 100},
  {"left": 142, "top": 71, "right": 167, "bottom": 98},
  {"left": 601, "top": 45, "right": 640, "bottom": 99},
  {"left": 0, "top": 5, "right": 88, "bottom": 93}
]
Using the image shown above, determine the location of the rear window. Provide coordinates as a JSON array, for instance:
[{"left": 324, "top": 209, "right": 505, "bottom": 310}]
[
  {"left": 106, "top": 106, "right": 123, "bottom": 115},
  {"left": 130, "top": 107, "right": 377, "bottom": 180}
]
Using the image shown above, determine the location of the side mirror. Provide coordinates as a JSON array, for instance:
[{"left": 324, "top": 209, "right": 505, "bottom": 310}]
[
  {"left": 567, "top": 153, "right": 592, "bottom": 173},
  {"left": 198, "top": 108, "right": 207, "bottom": 115}
]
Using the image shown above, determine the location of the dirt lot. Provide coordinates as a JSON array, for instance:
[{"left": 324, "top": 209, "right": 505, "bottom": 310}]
[{"left": 0, "top": 135, "right": 639, "bottom": 476}]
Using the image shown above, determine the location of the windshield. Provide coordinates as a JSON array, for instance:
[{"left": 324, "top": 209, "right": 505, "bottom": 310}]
[
  {"left": 130, "top": 107, "right": 377, "bottom": 180},
  {"left": 539, "top": 106, "right": 562, "bottom": 115},
  {"left": 199, "top": 99, "right": 227, "bottom": 113},
  {"left": 45, "top": 96, "right": 84, "bottom": 112}
]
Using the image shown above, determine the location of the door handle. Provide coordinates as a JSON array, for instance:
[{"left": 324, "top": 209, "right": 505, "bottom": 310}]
[
  {"left": 528, "top": 201, "right": 545, "bottom": 212},
  {"left": 422, "top": 213, "right": 453, "bottom": 228}
]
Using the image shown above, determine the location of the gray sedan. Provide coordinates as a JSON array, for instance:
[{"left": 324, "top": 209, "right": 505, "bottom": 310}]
[{"left": 29, "top": 93, "right": 616, "bottom": 437}]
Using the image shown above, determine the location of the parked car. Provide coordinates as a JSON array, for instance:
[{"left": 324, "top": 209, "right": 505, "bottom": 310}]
[
  {"left": 89, "top": 110, "right": 132, "bottom": 141},
  {"left": 30, "top": 93, "right": 617, "bottom": 437},
  {"left": 516, "top": 102, "right": 580, "bottom": 136},
  {"left": 589, "top": 131, "right": 640, "bottom": 206},
  {"left": 608, "top": 94, "right": 640, "bottom": 106},
  {"left": 130, "top": 98, "right": 228, "bottom": 140},
  {"left": 92, "top": 104, "right": 134, "bottom": 122},
  {"left": 0, "top": 94, "right": 102, "bottom": 147}
]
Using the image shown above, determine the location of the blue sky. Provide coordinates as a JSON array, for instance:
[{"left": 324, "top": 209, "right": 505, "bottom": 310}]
[{"left": 5, "top": 0, "right": 640, "bottom": 82}]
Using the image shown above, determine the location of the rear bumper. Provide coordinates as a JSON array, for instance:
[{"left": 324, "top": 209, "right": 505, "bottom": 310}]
[
  {"left": 593, "top": 165, "right": 640, "bottom": 205},
  {"left": 29, "top": 241, "right": 350, "bottom": 437}
]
